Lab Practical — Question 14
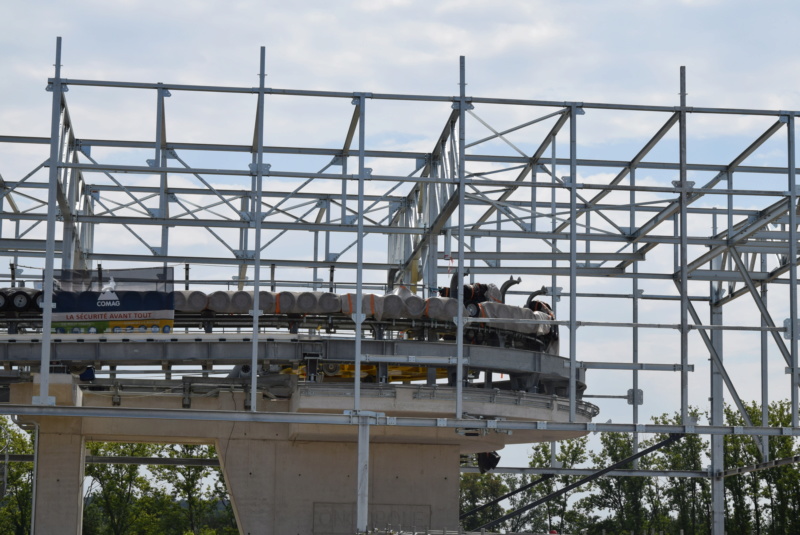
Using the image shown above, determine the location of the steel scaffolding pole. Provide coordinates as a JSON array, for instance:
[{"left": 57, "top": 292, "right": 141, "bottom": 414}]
[
  {"left": 249, "top": 47, "right": 266, "bottom": 413},
  {"left": 678, "top": 66, "right": 689, "bottom": 425},
  {"left": 456, "top": 56, "right": 467, "bottom": 418},
  {"left": 34, "top": 36, "right": 64, "bottom": 407}
]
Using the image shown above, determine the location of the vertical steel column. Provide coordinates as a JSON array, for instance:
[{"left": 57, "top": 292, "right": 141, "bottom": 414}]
[
  {"left": 679, "top": 67, "right": 690, "bottom": 423},
  {"left": 356, "top": 414, "right": 371, "bottom": 532},
  {"left": 249, "top": 47, "right": 266, "bottom": 412},
  {"left": 531, "top": 166, "right": 537, "bottom": 232},
  {"left": 427, "top": 175, "right": 439, "bottom": 298},
  {"left": 788, "top": 114, "right": 798, "bottom": 426},
  {"left": 549, "top": 131, "right": 558, "bottom": 462},
  {"left": 631, "top": 167, "right": 640, "bottom": 463},
  {"left": 710, "top": 252, "right": 725, "bottom": 534},
  {"left": 156, "top": 86, "right": 169, "bottom": 264},
  {"left": 761, "top": 251, "right": 770, "bottom": 461},
  {"left": 325, "top": 198, "right": 331, "bottom": 287},
  {"left": 455, "top": 56, "right": 467, "bottom": 417},
  {"left": 34, "top": 36, "right": 64, "bottom": 406},
  {"left": 550, "top": 137, "right": 557, "bottom": 318},
  {"left": 353, "top": 94, "right": 366, "bottom": 411},
  {"left": 313, "top": 230, "right": 319, "bottom": 291},
  {"left": 568, "top": 105, "right": 578, "bottom": 422},
  {"left": 353, "top": 93, "right": 370, "bottom": 534}
]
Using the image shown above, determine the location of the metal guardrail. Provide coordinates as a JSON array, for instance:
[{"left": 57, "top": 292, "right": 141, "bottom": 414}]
[{"left": 297, "top": 383, "right": 600, "bottom": 418}]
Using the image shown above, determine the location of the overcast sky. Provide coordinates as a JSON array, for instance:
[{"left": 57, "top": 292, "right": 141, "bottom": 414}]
[
  {"left": 3, "top": 0, "right": 800, "bottom": 127},
  {"left": 2, "top": 1, "right": 800, "bottom": 468}
]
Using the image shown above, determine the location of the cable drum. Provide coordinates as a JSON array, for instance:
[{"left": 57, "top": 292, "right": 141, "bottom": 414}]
[
  {"left": 8, "top": 289, "right": 32, "bottom": 311},
  {"left": 257, "top": 291, "right": 276, "bottom": 314},
  {"left": 207, "top": 291, "right": 232, "bottom": 313},
  {"left": 296, "top": 292, "right": 318, "bottom": 314},
  {"left": 275, "top": 292, "right": 296, "bottom": 315},
  {"left": 229, "top": 291, "right": 253, "bottom": 314},
  {"left": 405, "top": 295, "right": 425, "bottom": 318},
  {"left": 173, "top": 290, "right": 208, "bottom": 313},
  {"left": 317, "top": 292, "right": 341, "bottom": 314},
  {"left": 380, "top": 293, "right": 407, "bottom": 320}
]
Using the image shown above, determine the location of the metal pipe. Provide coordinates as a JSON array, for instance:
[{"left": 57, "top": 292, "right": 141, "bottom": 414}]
[
  {"left": 353, "top": 93, "right": 366, "bottom": 412},
  {"left": 249, "top": 46, "right": 266, "bottom": 413},
  {"left": 761, "top": 251, "right": 769, "bottom": 461},
  {"left": 356, "top": 414, "right": 370, "bottom": 532},
  {"left": 460, "top": 474, "right": 554, "bottom": 520},
  {"left": 788, "top": 114, "right": 798, "bottom": 426},
  {"left": 36, "top": 36, "right": 63, "bottom": 407},
  {"left": 568, "top": 105, "right": 578, "bottom": 422},
  {"left": 679, "top": 66, "right": 689, "bottom": 424},
  {"left": 455, "top": 56, "right": 466, "bottom": 418}
]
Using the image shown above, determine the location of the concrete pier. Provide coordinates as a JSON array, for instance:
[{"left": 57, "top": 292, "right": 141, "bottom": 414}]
[{"left": 11, "top": 375, "right": 594, "bottom": 534}]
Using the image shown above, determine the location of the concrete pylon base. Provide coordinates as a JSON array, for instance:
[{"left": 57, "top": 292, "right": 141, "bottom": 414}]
[
  {"left": 11, "top": 376, "right": 594, "bottom": 534},
  {"left": 218, "top": 437, "right": 458, "bottom": 534},
  {"left": 31, "top": 417, "right": 85, "bottom": 535}
]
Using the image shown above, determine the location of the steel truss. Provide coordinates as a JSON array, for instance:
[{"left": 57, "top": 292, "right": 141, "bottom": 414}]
[{"left": 1, "top": 38, "right": 800, "bottom": 533}]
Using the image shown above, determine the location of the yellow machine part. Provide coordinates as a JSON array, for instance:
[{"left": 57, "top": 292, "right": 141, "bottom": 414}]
[{"left": 281, "top": 364, "right": 449, "bottom": 382}]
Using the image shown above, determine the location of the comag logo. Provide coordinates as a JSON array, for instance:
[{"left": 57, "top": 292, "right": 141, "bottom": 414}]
[{"left": 97, "top": 277, "right": 120, "bottom": 307}]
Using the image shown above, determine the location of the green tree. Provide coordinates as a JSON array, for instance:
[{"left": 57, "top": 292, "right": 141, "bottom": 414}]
[
  {"left": 723, "top": 402, "right": 765, "bottom": 535},
  {"left": 204, "top": 469, "right": 237, "bottom": 535},
  {"left": 650, "top": 409, "right": 711, "bottom": 535},
  {"left": 759, "top": 400, "right": 800, "bottom": 534},
  {"left": 150, "top": 444, "right": 216, "bottom": 535},
  {"left": 459, "top": 471, "right": 508, "bottom": 532},
  {"left": 578, "top": 432, "right": 647, "bottom": 533},
  {"left": 0, "top": 417, "right": 34, "bottom": 535},
  {"left": 83, "top": 442, "right": 164, "bottom": 535},
  {"left": 500, "top": 438, "right": 590, "bottom": 534}
]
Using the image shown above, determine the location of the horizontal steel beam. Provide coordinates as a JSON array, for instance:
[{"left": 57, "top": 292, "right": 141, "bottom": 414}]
[
  {"left": 572, "top": 361, "right": 694, "bottom": 372},
  {"left": 463, "top": 465, "right": 708, "bottom": 478},
  {"left": 2, "top": 402, "right": 799, "bottom": 437}
]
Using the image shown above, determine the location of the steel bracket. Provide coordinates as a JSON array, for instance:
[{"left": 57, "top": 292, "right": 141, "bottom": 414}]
[
  {"left": 248, "top": 163, "right": 271, "bottom": 174},
  {"left": 627, "top": 388, "right": 644, "bottom": 406},
  {"left": 783, "top": 318, "right": 800, "bottom": 340},
  {"left": 234, "top": 249, "right": 255, "bottom": 260},
  {"left": 544, "top": 286, "right": 563, "bottom": 302},
  {"left": 671, "top": 180, "right": 695, "bottom": 192}
]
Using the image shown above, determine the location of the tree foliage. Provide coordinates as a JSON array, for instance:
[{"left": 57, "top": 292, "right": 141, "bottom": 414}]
[
  {"left": 460, "top": 403, "right": 800, "bottom": 534},
  {"left": 459, "top": 472, "right": 508, "bottom": 531},
  {"left": 82, "top": 442, "right": 235, "bottom": 535},
  {"left": 0, "top": 417, "right": 33, "bottom": 535}
]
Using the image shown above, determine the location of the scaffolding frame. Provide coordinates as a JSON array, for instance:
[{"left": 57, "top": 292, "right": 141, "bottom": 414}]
[{"left": 1, "top": 38, "right": 799, "bottom": 533}]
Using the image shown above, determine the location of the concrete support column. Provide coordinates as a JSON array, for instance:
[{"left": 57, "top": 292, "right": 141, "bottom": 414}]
[
  {"left": 33, "top": 418, "right": 85, "bottom": 535},
  {"left": 216, "top": 433, "right": 459, "bottom": 534},
  {"left": 710, "top": 294, "right": 725, "bottom": 533},
  {"left": 216, "top": 436, "right": 277, "bottom": 535}
]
